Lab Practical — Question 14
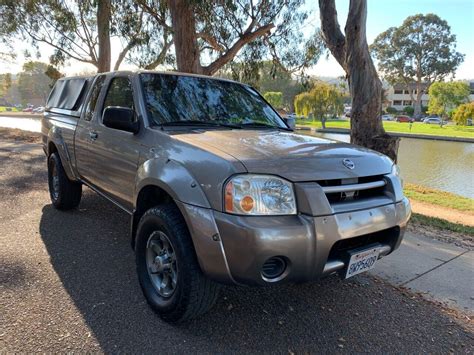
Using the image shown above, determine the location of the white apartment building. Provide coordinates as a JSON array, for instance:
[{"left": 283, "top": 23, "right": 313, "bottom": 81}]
[
  {"left": 385, "top": 83, "right": 430, "bottom": 111},
  {"left": 386, "top": 82, "right": 474, "bottom": 112}
]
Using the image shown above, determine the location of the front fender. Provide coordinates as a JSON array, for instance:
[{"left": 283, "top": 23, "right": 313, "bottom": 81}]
[{"left": 135, "top": 157, "right": 211, "bottom": 209}]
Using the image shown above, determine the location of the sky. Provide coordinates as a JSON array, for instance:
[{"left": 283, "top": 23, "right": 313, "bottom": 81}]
[{"left": 1, "top": 0, "right": 473, "bottom": 79}]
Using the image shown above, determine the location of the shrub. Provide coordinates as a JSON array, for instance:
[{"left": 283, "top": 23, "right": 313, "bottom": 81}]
[
  {"left": 386, "top": 106, "right": 398, "bottom": 114},
  {"left": 403, "top": 106, "right": 414, "bottom": 115},
  {"left": 452, "top": 102, "right": 474, "bottom": 125}
]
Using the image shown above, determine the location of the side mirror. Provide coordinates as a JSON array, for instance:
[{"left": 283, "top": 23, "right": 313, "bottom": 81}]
[
  {"left": 103, "top": 106, "right": 139, "bottom": 134},
  {"left": 283, "top": 117, "right": 296, "bottom": 130}
]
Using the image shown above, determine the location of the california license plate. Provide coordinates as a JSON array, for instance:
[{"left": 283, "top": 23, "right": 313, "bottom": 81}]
[{"left": 345, "top": 247, "right": 380, "bottom": 279}]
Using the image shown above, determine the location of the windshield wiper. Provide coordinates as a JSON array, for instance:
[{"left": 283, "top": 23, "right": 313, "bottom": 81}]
[
  {"left": 160, "top": 120, "right": 241, "bottom": 129},
  {"left": 239, "top": 122, "right": 292, "bottom": 131}
]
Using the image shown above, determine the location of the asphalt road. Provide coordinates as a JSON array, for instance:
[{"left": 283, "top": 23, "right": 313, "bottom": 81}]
[{"left": 1, "top": 135, "right": 473, "bottom": 353}]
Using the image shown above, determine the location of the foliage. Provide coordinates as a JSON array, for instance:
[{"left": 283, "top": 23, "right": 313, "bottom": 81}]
[
  {"left": 452, "top": 102, "right": 474, "bottom": 126},
  {"left": 0, "top": 0, "right": 156, "bottom": 71},
  {"left": 371, "top": 14, "right": 464, "bottom": 115},
  {"left": 17, "top": 61, "right": 59, "bottom": 103},
  {"left": 427, "top": 81, "right": 470, "bottom": 118},
  {"left": 403, "top": 106, "right": 414, "bottom": 115},
  {"left": 0, "top": 73, "right": 12, "bottom": 98},
  {"left": 218, "top": 60, "right": 309, "bottom": 110},
  {"left": 294, "top": 82, "right": 344, "bottom": 126},
  {"left": 263, "top": 92, "right": 283, "bottom": 109},
  {"left": 386, "top": 106, "right": 398, "bottom": 114},
  {"left": 166, "top": 0, "right": 324, "bottom": 75}
]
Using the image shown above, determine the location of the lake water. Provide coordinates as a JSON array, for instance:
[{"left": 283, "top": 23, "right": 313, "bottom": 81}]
[{"left": 302, "top": 131, "right": 474, "bottom": 199}]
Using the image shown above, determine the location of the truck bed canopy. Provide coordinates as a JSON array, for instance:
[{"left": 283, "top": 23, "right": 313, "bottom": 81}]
[{"left": 46, "top": 77, "right": 91, "bottom": 111}]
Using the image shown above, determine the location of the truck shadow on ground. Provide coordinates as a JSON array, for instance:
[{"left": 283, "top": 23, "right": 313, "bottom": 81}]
[{"left": 38, "top": 190, "right": 471, "bottom": 353}]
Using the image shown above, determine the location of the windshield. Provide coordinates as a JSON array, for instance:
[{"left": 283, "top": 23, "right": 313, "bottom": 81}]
[{"left": 140, "top": 73, "right": 286, "bottom": 129}]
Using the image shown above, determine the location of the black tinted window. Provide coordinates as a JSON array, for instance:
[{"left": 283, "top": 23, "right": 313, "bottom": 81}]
[
  {"left": 140, "top": 73, "right": 285, "bottom": 127},
  {"left": 103, "top": 77, "right": 134, "bottom": 113},
  {"left": 83, "top": 76, "right": 105, "bottom": 121},
  {"left": 47, "top": 77, "right": 90, "bottom": 111}
]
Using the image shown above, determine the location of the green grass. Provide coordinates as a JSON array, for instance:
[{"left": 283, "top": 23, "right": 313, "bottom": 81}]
[
  {"left": 296, "top": 119, "right": 474, "bottom": 139},
  {"left": 410, "top": 213, "right": 474, "bottom": 236},
  {"left": 0, "top": 106, "right": 19, "bottom": 112},
  {"left": 404, "top": 183, "right": 474, "bottom": 213}
]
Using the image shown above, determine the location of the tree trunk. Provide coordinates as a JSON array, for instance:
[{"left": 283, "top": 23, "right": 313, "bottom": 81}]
[
  {"left": 319, "top": 0, "right": 399, "bottom": 161},
  {"left": 167, "top": 0, "right": 203, "bottom": 74},
  {"left": 414, "top": 84, "right": 423, "bottom": 117},
  {"left": 97, "top": 0, "right": 111, "bottom": 73}
]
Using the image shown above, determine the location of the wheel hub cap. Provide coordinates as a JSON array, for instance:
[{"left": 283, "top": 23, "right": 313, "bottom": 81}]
[{"left": 146, "top": 231, "right": 178, "bottom": 298}]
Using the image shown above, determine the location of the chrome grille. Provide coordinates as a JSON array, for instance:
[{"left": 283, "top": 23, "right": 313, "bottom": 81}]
[{"left": 318, "top": 175, "right": 387, "bottom": 204}]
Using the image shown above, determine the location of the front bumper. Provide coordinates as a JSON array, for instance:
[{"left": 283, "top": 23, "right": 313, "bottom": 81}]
[{"left": 178, "top": 198, "right": 411, "bottom": 286}]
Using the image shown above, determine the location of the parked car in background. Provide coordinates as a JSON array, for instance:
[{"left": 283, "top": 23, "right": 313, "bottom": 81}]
[
  {"left": 395, "top": 115, "right": 414, "bottom": 123},
  {"left": 381, "top": 115, "right": 394, "bottom": 121},
  {"left": 423, "top": 117, "right": 443, "bottom": 124},
  {"left": 33, "top": 106, "right": 45, "bottom": 113}
]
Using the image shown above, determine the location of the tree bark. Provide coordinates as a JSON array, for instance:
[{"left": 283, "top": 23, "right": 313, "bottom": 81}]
[
  {"left": 414, "top": 85, "right": 423, "bottom": 116},
  {"left": 319, "top": 0, "right": 399, "bottom": 161},
  {"left": 167, "top": 0, "right": 203, "bottom": 74},
  {"left": 97, "top": 0, "right": 111, "bottom": 73}
]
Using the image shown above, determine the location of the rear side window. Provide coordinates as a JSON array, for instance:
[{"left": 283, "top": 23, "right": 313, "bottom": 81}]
[
  {"left": 83, "top": 76, "right": 106, "bottom": 121},
  {"left": 102, "top": 77, "right": 134, "bottom": 114},
  {"left": 47, "top": 78, "right": 90, "bottom": 110}
]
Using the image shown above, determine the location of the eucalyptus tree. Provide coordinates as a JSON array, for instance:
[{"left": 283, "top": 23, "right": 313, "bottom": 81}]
[
  {"left": 0, "top": 0, "right": 155, "bottom": 72},
  {"left": 371, "top": 14, "right": 464, "bottom": 117},
  {"left": 318, "top": 0, "right": 398, "bottom": 161},
  {"left": 164, "top": 0, "right": 323, "bottom": 76}
]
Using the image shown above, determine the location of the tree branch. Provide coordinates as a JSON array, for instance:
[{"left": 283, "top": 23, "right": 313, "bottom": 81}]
[
  {"left": 318, "top": 0, "right": 346, "bottom": 71},
  {"left": 144, "top": 38, "right": 174, "bottom": 69},
  {"left": 203, "top": 23, "right": 274, "bottom": 76},
  {"left": 197, "top": 31, "right": 225, "bottom": 52}
]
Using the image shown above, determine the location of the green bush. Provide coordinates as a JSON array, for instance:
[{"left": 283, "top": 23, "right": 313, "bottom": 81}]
[
  {"left": 386, "top": 106, "right": 398, "bottom": 114},
  {"left": 403, "top": 106, "right": 414, "bottom": 115},
  {"left": 452, "top": 102, "right": 474, "bottom": 125}
]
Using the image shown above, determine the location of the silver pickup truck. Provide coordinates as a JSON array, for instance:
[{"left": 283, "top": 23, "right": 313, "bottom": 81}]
[{"left": 42, "top": 71, "right": 411, "bottom": 322}]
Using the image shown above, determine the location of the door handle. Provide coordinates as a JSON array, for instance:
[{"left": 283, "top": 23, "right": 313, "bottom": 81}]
[{"left": 89, "top": 131, "right": 98, "bottom": 140}]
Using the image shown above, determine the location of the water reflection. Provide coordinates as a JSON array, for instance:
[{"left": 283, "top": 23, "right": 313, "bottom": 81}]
[{"left": 300, "top": 131, "right": 474, "bottom": 199}]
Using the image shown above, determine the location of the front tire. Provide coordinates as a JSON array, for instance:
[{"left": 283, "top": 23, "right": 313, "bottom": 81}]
[
  {"left": 47, "top": 152, "right": 82, "bottom": 210},
  {"left": 135, "top": 204, "right": 220, "bottom": 323}
]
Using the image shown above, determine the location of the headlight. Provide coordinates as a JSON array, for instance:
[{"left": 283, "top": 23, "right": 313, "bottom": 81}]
[
  {"left": 391, "top": 164, "right": 400, "bottom": 177},
  {"left": 391, "top": 164, "right": 403, "bottom": 186},
  {"left": 224, "top": 175, "right": 297, "bottom": 215}
]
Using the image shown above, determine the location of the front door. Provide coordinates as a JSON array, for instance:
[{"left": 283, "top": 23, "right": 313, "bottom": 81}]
[{"left": 75, "top": 74, "right": 142, "bottom": 211}]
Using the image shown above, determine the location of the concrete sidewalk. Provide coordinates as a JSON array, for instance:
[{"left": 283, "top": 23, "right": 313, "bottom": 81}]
[{"left": 370, "top": 232, "right": 473, "bottom": 314}]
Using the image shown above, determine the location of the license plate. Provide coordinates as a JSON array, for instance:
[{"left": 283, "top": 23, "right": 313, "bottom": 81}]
[{"left": 345, "top": 247, "right": 380, "bottom": 279}]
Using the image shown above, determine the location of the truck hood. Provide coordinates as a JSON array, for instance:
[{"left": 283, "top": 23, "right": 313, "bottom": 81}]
[{"left": 172, "top": 130, "right": 393, "bottom": 181}]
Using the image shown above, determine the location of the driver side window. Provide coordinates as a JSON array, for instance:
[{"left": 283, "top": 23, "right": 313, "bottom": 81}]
[
  {"left": 102, "top": 77, "right": 135, "bottom": 117},
  {"left": 84, "top": 76, "right": 105, "bottom": 121}
]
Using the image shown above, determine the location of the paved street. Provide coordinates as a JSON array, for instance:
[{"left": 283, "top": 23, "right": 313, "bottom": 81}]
[{"left": 1, "top": 136, "right": 473, "bottom": 353}]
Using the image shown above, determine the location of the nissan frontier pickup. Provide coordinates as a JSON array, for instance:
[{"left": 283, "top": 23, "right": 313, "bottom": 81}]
[{"left": 42, "top": 71, "right": 411, "bottom": 322}]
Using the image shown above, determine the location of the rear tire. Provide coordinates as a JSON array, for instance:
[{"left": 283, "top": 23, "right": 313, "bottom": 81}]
[
  {"left": 135, "top": 204, "right": 220, "bottom": 323},
  {"left": 48, "top": 152, "right": 82, "bottom": 210}
]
